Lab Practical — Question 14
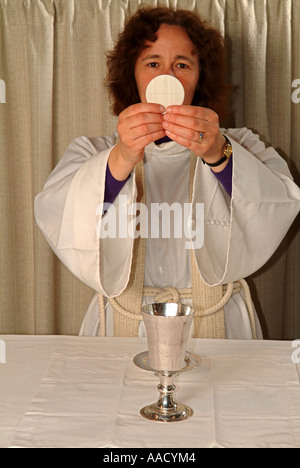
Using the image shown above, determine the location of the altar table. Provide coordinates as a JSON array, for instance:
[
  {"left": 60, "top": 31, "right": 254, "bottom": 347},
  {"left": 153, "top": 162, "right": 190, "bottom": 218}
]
[{"left": 0, "top": 335, "right": 299, "bottom": 448}]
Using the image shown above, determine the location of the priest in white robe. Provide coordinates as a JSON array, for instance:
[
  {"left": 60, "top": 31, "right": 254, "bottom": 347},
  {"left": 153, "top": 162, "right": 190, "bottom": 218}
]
[{"left": 34, "top": 6, "right": 300, "bottom": 339}]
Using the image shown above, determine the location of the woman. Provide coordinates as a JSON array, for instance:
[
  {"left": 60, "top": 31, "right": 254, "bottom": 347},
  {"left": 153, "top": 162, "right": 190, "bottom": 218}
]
[{"left": 34, "top": 6, "right": 300, "bottom": 339}]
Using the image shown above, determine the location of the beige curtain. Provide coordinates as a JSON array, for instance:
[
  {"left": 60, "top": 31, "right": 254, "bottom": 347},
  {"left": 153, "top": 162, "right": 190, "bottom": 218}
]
[{"left": 0, "top": 0, "right": 299, "bottom": 339}]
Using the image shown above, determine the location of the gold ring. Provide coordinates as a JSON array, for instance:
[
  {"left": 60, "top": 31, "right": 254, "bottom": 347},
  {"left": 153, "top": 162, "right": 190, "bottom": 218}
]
[{"left": 199, "top": 132, "right": 204, "bottom": 143}]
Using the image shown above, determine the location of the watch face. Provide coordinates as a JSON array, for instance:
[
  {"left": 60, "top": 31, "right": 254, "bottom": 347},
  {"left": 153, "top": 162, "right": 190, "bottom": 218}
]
[{"left": 145, "top": 74, "right": 185, "bottom": 108}]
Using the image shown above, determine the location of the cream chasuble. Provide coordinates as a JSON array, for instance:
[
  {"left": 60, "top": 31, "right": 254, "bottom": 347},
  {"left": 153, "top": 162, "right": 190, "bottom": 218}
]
[
  {"left": 101, "top": 153, "right": 253, "bottom": 339},
  {"left": 34, "top": 129, "right": 300, "bottom": 340}
]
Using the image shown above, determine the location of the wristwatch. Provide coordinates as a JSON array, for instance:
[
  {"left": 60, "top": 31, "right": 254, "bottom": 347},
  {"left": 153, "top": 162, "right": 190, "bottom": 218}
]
[{"left": 202, "top": 136, "right": 232, "bottom": 167}]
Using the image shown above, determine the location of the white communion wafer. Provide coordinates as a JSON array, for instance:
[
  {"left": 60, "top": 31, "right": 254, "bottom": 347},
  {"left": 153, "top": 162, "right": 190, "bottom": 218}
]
[{"left": 145, "top": 74, "right": 185, "bottom": 108}]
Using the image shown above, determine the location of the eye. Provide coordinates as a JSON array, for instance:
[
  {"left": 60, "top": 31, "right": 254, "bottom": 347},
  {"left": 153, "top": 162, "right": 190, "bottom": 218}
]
[
  {"left": 147, "top": 62, "right": 159, "bottom": 68},
  {"left": 176, "top": 63, "right": 189, "bottom": 69}
]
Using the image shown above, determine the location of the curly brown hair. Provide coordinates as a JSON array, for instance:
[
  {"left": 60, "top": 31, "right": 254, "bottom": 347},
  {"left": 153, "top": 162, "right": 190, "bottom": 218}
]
[{"left": 106, "top": 6, "right": 230, "bottom": 120}]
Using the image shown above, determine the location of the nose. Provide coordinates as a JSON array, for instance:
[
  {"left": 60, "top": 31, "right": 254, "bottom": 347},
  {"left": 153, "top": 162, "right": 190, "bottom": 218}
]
[
  {"left": 166, "top": 69, "right": 176, "bottom": 77},
  {"left": 160, "top": 64, "right": 176, "bottom": 77}
]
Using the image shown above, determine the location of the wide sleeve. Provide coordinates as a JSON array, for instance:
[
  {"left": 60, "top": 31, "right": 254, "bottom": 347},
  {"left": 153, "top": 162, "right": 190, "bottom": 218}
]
[
  {"left": 34, "top": 135, "right": 136, "bottom": 296},
  {"left": 191, "top": 127, "right": 300, "bottom": 285}
]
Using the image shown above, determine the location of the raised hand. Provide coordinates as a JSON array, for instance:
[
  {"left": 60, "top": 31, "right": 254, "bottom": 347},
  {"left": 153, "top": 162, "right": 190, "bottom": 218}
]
[
  {"left": 162, "top": 105, "right": 227, "bottom": 172},
  {"left": 109, "top": 103, "right": 165, "bottom": 180}
]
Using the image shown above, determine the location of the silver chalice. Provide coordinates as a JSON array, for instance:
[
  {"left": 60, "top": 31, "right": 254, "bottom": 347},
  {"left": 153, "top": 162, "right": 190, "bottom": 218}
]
[{"left": 134, "top": 303, "right": 201, "bottom": 422}]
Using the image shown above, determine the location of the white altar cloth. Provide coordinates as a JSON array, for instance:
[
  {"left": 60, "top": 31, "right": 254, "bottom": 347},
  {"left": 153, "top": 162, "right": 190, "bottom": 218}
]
[{"left": 0, "top": 335, "right": 299, "bottom": 448}]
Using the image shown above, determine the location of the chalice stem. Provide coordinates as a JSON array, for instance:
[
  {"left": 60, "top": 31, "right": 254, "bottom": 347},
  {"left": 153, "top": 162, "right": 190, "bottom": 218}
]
[{"left": 156, "top": 372, "right": 178, "bottom": 413}]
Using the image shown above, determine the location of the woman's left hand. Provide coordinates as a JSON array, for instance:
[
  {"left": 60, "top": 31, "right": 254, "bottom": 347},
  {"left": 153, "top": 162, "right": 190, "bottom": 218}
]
[{"left": 162, "top": 105, "right": 227, "bottom": 171}]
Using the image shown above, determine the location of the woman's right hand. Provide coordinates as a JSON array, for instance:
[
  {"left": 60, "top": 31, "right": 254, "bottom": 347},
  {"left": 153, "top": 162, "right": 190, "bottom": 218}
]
[{"left": 108, "top": 103, "right": 165, "bottom": 181}]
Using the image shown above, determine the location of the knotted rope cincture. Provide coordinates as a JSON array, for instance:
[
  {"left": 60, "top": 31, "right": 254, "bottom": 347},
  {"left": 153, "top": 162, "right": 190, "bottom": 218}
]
[{"left": 98, "top": 279, "right": 257, "bottom": 339}]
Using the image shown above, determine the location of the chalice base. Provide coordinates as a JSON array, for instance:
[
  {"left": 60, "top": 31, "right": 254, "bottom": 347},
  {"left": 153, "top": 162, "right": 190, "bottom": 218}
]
[
  {"left": 140, "top": 402, "right": 193, "bottom": 422},
  {"left": 134, "top": 351, "right": 201, "bottom": 423}
]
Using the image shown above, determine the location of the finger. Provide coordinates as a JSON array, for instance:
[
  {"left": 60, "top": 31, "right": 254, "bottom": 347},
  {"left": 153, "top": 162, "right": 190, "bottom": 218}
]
[
  {"left": 118, "top": 109, "right": 164, "bottom": 138},
  {"left": 165, "top": 105, "right": 219, "bottom": 123},
  {"left": 122, "top": 102, "right": 165, "bottom": 119},
  {"left": 130, "top": 129, "right": 167, "bottom": 150},
  {"left": 164, "top": 108, "right": 220, "bottom": 132},
  {"left": 163, "top": 118, "right": 219, "bottom": 142},
  {"left": 126, "top": 111, "right": 164, "bottom": 131},
  {"left": 118, "top": 103, "right": 166, "bottom": 149},
  {"left": 162, "top": 120, "right": 200, "bottom": 142},
  {"left": 163, "top": 113, "right": 214, "bottom": 133},
  {"left": 166, "top": 131, "right": 209, "bottom": 156},
  {"left": 118, "top": 116, "right": 164, "bottom": 147},
  {"left": 130, "top": 123, "right": 165, "bottom": 141}
]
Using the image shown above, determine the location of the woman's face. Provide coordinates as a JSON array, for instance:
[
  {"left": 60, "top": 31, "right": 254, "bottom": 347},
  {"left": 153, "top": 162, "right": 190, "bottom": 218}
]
[{"left": 135, "top": 24, "right": 200, "bottom": 106}]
